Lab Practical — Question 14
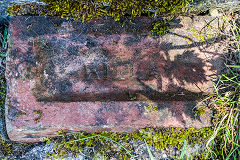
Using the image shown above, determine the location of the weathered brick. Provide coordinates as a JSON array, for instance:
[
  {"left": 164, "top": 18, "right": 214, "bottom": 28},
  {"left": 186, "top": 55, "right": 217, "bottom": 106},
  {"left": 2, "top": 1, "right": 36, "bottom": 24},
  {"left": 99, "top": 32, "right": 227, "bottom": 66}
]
[{"left": 6, "top": 16, "right": 223, "bottom": 142}]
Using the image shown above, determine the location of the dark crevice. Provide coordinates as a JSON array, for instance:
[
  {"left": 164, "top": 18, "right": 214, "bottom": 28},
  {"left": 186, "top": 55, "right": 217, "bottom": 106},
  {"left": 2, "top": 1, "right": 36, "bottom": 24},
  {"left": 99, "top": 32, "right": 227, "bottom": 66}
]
[
  {"left": 37, "top": 90, "right": 205, "bottom": 102},
  {"left": 197, "top": 10, "right": 209, "bottom": 16}
]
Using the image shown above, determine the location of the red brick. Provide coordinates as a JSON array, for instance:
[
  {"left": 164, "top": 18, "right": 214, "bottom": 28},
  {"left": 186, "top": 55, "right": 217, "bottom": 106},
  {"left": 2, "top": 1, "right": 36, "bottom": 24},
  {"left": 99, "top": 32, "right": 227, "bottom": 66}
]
[{"left": 6, "top": 16, "right": 223, "bottom": 142}]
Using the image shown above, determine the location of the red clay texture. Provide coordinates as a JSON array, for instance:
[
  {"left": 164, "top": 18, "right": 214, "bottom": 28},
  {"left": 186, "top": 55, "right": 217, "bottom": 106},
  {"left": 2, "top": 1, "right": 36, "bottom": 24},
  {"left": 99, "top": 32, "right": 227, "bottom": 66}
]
[{"left": 5, "top": 16, "right": 223, "bottom": 142}]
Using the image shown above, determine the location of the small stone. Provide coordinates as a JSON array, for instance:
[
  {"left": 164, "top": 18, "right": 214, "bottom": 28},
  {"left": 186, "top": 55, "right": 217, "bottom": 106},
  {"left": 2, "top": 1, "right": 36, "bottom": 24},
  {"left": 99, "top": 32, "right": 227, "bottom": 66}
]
[
  {"left": 209, "top": 9, "right": 221, "bottom": 17},
  {"left": 162, "top": 153, "right": 168, "bottom": 158}
]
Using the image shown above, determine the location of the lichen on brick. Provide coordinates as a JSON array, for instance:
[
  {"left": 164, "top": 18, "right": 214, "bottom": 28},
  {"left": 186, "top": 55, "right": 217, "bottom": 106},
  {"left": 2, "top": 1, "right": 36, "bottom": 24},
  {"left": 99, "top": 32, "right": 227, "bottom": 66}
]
[{"left": 33, "top": 110, "right": 43, "bottom": 123}]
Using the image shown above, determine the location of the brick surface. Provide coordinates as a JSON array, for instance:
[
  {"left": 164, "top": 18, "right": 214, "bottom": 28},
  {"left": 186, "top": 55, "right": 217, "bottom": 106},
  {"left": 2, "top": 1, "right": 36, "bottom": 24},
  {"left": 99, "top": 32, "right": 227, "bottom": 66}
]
[{"left": 6, "top": 16, "right": 223, "bottom": 142}]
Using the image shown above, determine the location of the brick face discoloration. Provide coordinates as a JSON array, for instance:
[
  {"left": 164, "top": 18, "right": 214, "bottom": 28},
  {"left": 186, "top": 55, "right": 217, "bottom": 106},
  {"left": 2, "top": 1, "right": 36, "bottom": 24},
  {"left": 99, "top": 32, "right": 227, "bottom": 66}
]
[{"left": 6, "top": 16, "right": 223, "bottom": 142}]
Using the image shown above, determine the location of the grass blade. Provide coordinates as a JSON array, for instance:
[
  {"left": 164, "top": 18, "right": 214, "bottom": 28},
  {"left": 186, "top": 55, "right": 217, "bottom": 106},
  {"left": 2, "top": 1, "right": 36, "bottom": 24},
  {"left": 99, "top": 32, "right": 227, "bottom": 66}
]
[
  {"left": 144, "top": 139, "right": 155, "bottom": 160},
  {"left": 97, "top": 135, "right": 135, "bottom": 160},
  {"left": 59, "top": 134, "right": 136, "bottom": 160},
  {"left": 3, "top": 28, "right": 8, "bottom": 50},
  {"left": 226, "top": 146, "right": 239, "bottom": 159},
  {"left": 227, "top": 65, "right": 240, "bottom": 69},
  {"left": 179, "top": 140, "right": 187, "bottom": 160}
]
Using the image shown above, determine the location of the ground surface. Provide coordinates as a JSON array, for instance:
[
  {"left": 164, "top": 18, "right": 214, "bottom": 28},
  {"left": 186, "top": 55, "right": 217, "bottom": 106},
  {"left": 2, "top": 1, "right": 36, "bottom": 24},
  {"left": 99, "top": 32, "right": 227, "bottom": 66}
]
[{"left": 0, "top": 0, "right": 238, "bottom": 160}]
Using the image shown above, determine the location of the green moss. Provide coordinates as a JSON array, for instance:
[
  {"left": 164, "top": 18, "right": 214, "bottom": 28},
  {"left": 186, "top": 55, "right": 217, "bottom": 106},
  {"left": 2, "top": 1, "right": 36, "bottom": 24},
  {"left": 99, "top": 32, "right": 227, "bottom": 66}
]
[
  {"left": 129, "top": 94, "right": 137, "bottom": 101},
  {"left": 8, "top": 0, "right": 191, "bottom": 37},
  {"left": 185, "top": 25, "right": 220, "bottom": 44},
  {"left": 151, "top": 17, "right": 173, "bottom": 37},
  {"left": 42, "top": 127, "right": 213, "bottom": 159},
  {"left": 194, "top": 108, "right": 206, "bottom": 116},
  {"left": 33, "top": 110, "right": 43, "bottom": 123},
  {"left": 144, "top": 104, "right": 158, "bottom": 112},
  {"left": 15, "top": 111, "right": 27, "bottom": 117},
  {"left": 0, "top": 137, "right": 12, "bottom": 157},
  {"left": 8, "top": 0, "right": 191, "bottom": 20},
  {"left": 0, "top": 74, "right": 6, "bottom": 107}
]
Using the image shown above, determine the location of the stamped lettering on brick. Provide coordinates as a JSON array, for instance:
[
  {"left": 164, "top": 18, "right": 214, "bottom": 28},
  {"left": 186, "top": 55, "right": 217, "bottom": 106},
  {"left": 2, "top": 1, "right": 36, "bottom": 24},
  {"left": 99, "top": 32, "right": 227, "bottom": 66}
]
[{"left": 31, "top": 36, "right": 209, "bottom": 102}]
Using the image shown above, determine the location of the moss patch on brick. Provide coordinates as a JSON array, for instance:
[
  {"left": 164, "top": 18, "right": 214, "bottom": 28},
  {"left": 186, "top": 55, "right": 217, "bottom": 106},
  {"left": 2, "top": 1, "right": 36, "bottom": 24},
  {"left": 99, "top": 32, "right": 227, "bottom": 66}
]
[
  {"left": 33, "top": 110, "right": 43, "bottom": 123},
  {"left": 8, "top": 0, "right": 192, "bottom": 20},
  {"left": 42, "top": 127, "right": 213, "bottom": 159},
  {"left": 8, "top": 0, "right": 192, "bottom": 37}
]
